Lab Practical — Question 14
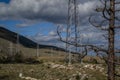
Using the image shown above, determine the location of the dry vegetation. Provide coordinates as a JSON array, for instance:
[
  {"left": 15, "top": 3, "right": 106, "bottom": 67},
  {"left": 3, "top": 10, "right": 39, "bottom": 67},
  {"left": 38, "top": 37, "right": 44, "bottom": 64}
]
[
  {"left": 0, "top": 38, "right": 120, "bottom": 80},
  {"left": 0, "top": 61, "right": 107, "bottom": 80}
]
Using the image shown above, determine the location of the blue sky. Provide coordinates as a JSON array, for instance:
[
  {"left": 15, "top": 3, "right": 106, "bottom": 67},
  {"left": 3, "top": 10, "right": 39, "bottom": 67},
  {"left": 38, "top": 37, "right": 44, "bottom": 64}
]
[
  {"left": 0, "top": 19, "right": 56, "bottom": 37},
  {"left": 0, "top": 0, "right": 68, "bottom": 47},
  {"left": 0, "top": 0, "right": 10, "bottom": 3},
  {"left": 0, "top": 0, "right": 58, "bottom": 44},
  {"left": 0, "top": 0, "right": 119, "bottom": 52},
  {"left": 0, "top": 0, "right": 106, "bottom": 48}
]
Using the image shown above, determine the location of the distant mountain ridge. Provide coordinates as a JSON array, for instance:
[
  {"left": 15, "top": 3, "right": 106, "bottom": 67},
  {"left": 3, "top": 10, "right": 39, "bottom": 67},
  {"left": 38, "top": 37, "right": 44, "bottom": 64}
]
[{"left": 0, "top": 27, "right": 65, "bottom": 51}]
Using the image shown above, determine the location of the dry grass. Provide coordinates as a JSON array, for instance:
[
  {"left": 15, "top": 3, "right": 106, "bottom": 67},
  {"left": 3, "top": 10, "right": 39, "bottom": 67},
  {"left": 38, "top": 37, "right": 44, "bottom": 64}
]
[
  {"left": 0, "top": 62, "right": 107, "bottom": 80},
  {"left": 0, "top": 38, "right": 120, "bottom": 80}
]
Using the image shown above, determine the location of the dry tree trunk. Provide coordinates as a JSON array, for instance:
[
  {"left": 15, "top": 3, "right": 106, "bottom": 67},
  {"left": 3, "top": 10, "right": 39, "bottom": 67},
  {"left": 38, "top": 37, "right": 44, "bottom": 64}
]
[{"left": 107, "top": 0, "right": 115, "bottom": 80}]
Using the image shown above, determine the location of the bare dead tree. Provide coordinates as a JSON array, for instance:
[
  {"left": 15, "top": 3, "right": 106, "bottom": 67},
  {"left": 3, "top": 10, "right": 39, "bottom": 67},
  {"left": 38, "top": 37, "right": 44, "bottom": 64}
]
[
  {"left": 57, "top": 0, "right": 120, "bottom": 80},
  {"left": 89, "top": 0, "right": 120, "bottom": 80}
]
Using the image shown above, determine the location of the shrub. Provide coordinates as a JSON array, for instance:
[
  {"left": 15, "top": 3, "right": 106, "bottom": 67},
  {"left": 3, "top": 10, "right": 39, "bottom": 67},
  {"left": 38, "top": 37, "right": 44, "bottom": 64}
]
[
  {"left": 90, "top": 58, "right": 98, "bottom": 64},
  {"left": 83, "top": 58, "right": 98, "bottom": 64},
  {"left": 25, "top": 57, "right": 41, "bottom": 64},
  {"left": 0, "top": 55, "right": 7, "bottom": 63},
  {"left": 14, "top": 52, "right": 24, "bottom": 63},
  {"left": 0, "top": 50, "right": 42, "bottom": 64},
  {"left": 0, "top": 52, "right": 10, "bottom": 63},
  {"left": 0, "top": 51, "right": 24, "bottom": 63},
  {"left": 75, "top": 74, "right": 81, "bottom": 80}
]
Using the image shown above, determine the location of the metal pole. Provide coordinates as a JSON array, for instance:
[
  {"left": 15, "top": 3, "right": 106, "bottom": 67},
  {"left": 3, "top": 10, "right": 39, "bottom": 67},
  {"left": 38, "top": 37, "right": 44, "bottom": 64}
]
[
  {"left": 16, "top": 32, "right": 20, "bottom": 53},
  {"left": 9, "top": 42, "right": 13, "bottom": 56},
  {"left": 36, "top": 43, "right": 39, "bottom": 57},
  {"left": 67, "top": 0, "right": 79, "bottom": 65},
  {"left": 68, "top": 46, "right": 72, "bottom": 65}
]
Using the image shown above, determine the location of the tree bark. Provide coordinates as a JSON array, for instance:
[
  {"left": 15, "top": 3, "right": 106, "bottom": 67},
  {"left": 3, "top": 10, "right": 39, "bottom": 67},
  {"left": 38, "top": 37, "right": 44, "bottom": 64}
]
[{"left": 108, "top": 0, "right": 115, "bottom": 80}]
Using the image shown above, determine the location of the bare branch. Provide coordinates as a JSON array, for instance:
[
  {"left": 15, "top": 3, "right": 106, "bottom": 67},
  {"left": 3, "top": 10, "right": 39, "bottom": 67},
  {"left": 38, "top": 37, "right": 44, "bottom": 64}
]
[
  {"left": 57, "top": 25, "right": 63, "bottom": 41},
  {"left": 115, "top": 17, "right": 120, "bottom": 21},
  {"left": 102, "top": 34, "right": 108, "bottom": 39},
  {"left": 115, "top": 49, "right": 120, "bottom": 53},
  {"left": 99, "top": 0, "right": 106, "bottom": 5},
  {"left": 115, "top": 9, "right": 120, "bottom": 12},
  {"left": 115, "top": 2, "right": 120, "bottom": 4},
  {"left": 89, "top": 15, "right": 108, "bottom": 30},
  {"left": 115, "top": 73, "right": 120, "bottom": 77},
  {"left": 57, "top": 26, "right": 108, "bottom": 54},
  {"left": 115, "top": 26, "right": 120, "bottom": 28},
  {"left": 102, "top": 1, "right": 110, "bottom": 20},
  {"left": 79, "top": 46, "right": 88, "bottom": 58},
  {"left": 107, "top": 60, "right": 120, "bottom": 65},
  {"left": 88, "top": 45, "right": 108, "bottom": 53},
  {"left": 96, "top": 1, "right": 111, "bottom": 20}
]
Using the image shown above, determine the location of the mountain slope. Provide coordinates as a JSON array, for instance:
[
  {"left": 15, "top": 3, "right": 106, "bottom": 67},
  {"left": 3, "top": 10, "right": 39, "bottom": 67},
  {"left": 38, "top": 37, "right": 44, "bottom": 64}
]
[{"left": 0, "top": 27, "right": 65, "bottom": 50}]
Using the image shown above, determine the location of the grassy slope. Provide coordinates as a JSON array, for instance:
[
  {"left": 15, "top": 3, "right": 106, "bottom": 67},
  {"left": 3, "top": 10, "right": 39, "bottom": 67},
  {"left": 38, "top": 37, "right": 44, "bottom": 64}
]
[{"left": 0, "top": 26, "right": 67, "bottom": 57}]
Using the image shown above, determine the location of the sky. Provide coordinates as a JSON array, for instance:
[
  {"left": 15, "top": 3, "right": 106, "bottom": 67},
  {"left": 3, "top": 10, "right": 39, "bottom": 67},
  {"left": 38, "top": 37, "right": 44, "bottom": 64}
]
[
  {"left": 0, "top": 0, "right": 120, "bottom": 53},
  {"left": 0, "top": 0, "right": 10, "bottom": 3}
]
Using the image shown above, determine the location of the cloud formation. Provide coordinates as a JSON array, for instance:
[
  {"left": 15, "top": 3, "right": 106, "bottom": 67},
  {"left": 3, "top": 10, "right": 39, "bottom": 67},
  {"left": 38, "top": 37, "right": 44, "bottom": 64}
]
[
  {"left": 1, "top": 0, "right": 110, "bottom": 48},
  {"left": 30, "top": 30, "right": 62, "bottom": 46},
  {"left": 0, "top": 0, "right": 97, "bottom": 23}
]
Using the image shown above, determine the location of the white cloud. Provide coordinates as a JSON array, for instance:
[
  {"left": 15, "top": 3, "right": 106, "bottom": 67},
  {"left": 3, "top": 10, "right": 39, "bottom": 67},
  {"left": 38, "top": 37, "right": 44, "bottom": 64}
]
[
  {"left": 16, "top": 23, "right": 33, "bottom": 27},
  {"left": 33, "top": 31, "right": 58, "bottom": 42},
  {"left": 16, "top": 20, "right": 39, "bottom": 27},
  {"left": 0, "top": 0, "right": 98, "bottom": 23},
  {"left": 0, "top": 0, "right": 67, "bottom": 23},
  {"left": 1, "top": 0, "right": 111, "bottom": 48},
  {"left": 78, "top": 1, "right": 97, "bottom": 17},
  {"left": 49, "top": 31, "right": 57, "bottom": 36}
]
